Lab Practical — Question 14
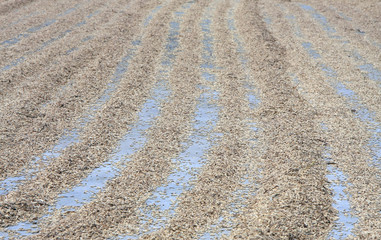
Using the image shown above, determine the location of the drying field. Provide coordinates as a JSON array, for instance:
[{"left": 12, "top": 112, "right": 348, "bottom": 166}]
[{"left": 0, "top": 0, "right": 380, "bottom": 239}]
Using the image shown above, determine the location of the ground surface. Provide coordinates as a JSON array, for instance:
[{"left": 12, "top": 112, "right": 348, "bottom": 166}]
[{"left": 0, "top": 0, "right": 380, "bottom": 239}]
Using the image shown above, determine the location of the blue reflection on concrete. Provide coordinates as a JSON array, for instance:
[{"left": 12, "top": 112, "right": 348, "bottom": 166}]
[
  {"left": 320, "top": 63, "right": 381, "bottom": 170},
  {"left": 305, "top": 42, "right": 380, "bottom": 172},
  {"left": 143, "top": 5, "right": 162, "bottom": 27},
  {"left": 284, "top": 11, "right": 381, "bottom": 170}
]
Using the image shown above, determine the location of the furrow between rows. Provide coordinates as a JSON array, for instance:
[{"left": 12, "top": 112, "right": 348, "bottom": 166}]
[
  {"left": 0, "top": 2, "right": 179, "bottom": 237},
  {"left": 292, "top": 3, "right": 381, "bottom": 117},
  {"left": 0, "top": 0, "right": 86, "bottom": 46},
  {"left": 262, "top": 0, "right": 381, "bottom": 237},
  {"left": 229, "top": 0, "right": 334, "bottom": 238},
  {"left": 199, "top": 0, "right": 262, "bottom": 237},
  {"left": 0, "top": 0, "right": 126, "bottom": 96},
  {"left": 313, "top": 0, "right": 381, "bottom": 51},
  {"left": 0, "top": 0, "right": 164, "bottom": 197},
  {"left": 0, "top": 0, "right": 158, "bottom": 179},
  {"left": 0, "top": 0, "right": 77, "bottom": 33},
  {"left": 0, "top": 0, "right": 168, "bottom": 229},
  {"left": 145, "top": 0, "right": 258, "bottom": 238},
  {"left": 26, "top": 0, "right": 208, "bottom": 238},
  {"left": 0, "top": 0, "right": 112, "bottom": 71},
  {"left": 275, "top": 2, "right": 381, "bottom": 174},
  {"left": 0, "top": 2, "right": 205, "bottom": 238},
  {"left": 0, "top": 0, "right": 37, "bottom": 16}
]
